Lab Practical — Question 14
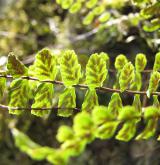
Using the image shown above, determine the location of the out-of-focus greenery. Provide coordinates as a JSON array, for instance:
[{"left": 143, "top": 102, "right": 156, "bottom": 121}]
[
  {"left": 0, "top": 0, "right": 160, "bottom": 58},
  {"left": 0, "top": 0, "right": 61, "bottom": 57}
]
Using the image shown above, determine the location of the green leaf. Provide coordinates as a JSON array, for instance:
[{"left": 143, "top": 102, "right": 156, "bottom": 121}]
[
  {"left": 116, "top": 120, "right": 137, "bottom": 141},
  {"left": 60, "top": 50, "right": 81, "bottom": 87},
  {"left": 114, "top": 54, "right": 128, "bottom": 89},
  {"left": 153, "top": 52, "right": 160, "bottom": 71},
  {"left": 31, "top": 83, "right": 54, "bottom": 117},
  {"left": 27, "top": 76, "right": 38, "bottom": 100},
  {"left": 140, "top": 2, "right": 160, "bottom": 19},
  {"left": 143, "top": 19, "right": 160, "bottom": 32},
  {"left": 0, "top": 71, "right": 6, "bottom": 101},
  {"left": 73, "top": 112, "right": 95, "bottom": 142},
  {"left": 86, "top": 53, "right": 107, "bottom": 88},
  {"left": 83, "top": 12, "right": 95, "bottom": 25},
  {"left": 153, "top": 95, "right": 160, "bottom": 108},
  {"left": 118, "top": 106, "right": 141, "bottom": 121},
  {"left": 135, "top": 53, "right": 147, "bottom": 72},
  {"left": 56, "top": 0, "right": 61, "bottom": 4},
  {"left": 0, "top": 78, "right": 6, "bottom": 100},
  {"left": 147, "top": 71, "right": 160, "bottom": 98},
  {"left": 136, "top": 106, "right": 159, "bottom": 140},
  {"left": 99, "top": 52, "right": 110, "bottom": 69},
  {"left": 96, "top": 121, "right": 119, "bottom": 139},
  {"left": 12, "top": 128, "right": 55, "bottom": 161},
  {"left": 92, "top": 106, "right": 114, "bottom": 125},
  {"left": 119, "top": 62, "right": 135, "bottom": 92},
  {"left": 31, "top": 48, "right": 57, "bottom": 81},
  {"left": 132, "top": 0, "right": 149, "bottom": 6},
  {"left": 114, "top": 54, "right": 128, "bottom": 71},
  {"left": 86, "top": 0, "right": 98, "bottom": 8},
  {"left": 132, "top": 94, "right": 141, "bottom": 113},
  {"left": 56, "top": 126, "right": 74, "bottom": 143},
  {"left": 82, "top": 89, "right": 99, "bottom": 112},
  {"left": 47, "top": 149, "right": 70, "bottom": 165},
  {"left": 61, "top": 0, "right": 73, "bottom": 9},
  {"left": 30, "top": 147, "right": 55, "bottom": 160},
  {"left": 8, "top": 79, "right": 30, "bottom": 115},
  {"left": 58, "top": 87, "right": 76, "bottom": 117},
  {"left": 108, "top": 93, "right": 122, "bottom": 116},
  {"left": 136, "top": 118, "right": 158, "bottom": 140},
  {"left": 61, "top": 139, "right": 86, "bottom": 156},
  {"left": 143, "top": 106, "right": 159, "bottom": 119},
  {"left": 69, "top": 2, "right": 82, "bottom": 13},
  {"left": 99, "top": 12, "right": 110, "bottom": 23},
  {"left": 92, "top": 106, "right": 118, "bottom": 139},
  {"left": 7, "top": 53, "right": 28, "bottom": 78},
  {"left": 92, "top": 6, "right": 105, "bottom": 16},
  {"left": 141, "top": 2, "right": 160, "bottom": 32},
  {"left": 130, "top": 71, "right": 142, "bottom": 90},
  {"left": 12, "top": 128, "right": 40, "bottom": 152},
  {"left": 116, "top": 106, "right": 140, "bottom": 141}
]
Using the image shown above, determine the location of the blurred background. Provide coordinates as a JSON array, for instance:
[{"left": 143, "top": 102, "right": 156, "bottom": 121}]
[{"left": 0, "top": 0, "right": 160, "bottom": 164}]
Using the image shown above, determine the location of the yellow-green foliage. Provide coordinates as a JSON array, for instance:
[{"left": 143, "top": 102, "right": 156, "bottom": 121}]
[
  {"left": 56, "top": 0, "right": 111, "bottom": 25},
  {"left": 30, "top": 48, "right": 58, "bottom": 81},
  {"left": 86, "top": 53, "right": 108, "bottom": 88},
  {"left": 60, "top": 50, "right": 81, "bottom": 87},
  {"left": 3, "top": 48, "right": 160, "bottom": 165},
  {"left": 147, "top": 71, "right": 160, "bottom": 97},
  {"left": 0, "top": 0, "right": 57, "bottom": 56},
  {"left": 58, "top": 87, "right": 76, "bottom": 117},
  {"left": 12, "top": 105, "right": 160, "bottom": 165},
  {"left": 0, "top": 48, "right": 159, "bottom": 118},
  {"left": 119, "top": 62, "right": 135, "bottom": 91}
]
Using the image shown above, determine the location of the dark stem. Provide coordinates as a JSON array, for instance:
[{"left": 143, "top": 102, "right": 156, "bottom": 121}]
[
  {"left": 0, "top": 74, "right": 159, "bottom": 96},
  {"left": 0, "top": 104, "right": 80, "bottom": 112}
]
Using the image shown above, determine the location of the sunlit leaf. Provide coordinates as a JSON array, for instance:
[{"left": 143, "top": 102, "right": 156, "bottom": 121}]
[
  {"left": 58, "top": 87, "right": 76, "bottom": 117},
  {"left": 135, "top": 53, "right": 147, "bottom": 72},
  {"left": 31, "top": 83, "right": 54, "bottom": 117},
  {"left": 115, "top": 54, "right": 128, "bottom": 71},
  {"left": 73, "top": 112, "right": 95, "bottom": 142},
  {"left": 30, "top": 48, "right": 57, "bottom": 81},
  {"left": 92, "top": 106, "right": 119, "bottom": 139},
  {"left": 136, "top": 106, "right": 159, "bottom": 140},
  {"left": 147, "top": 71, "right": 160, "bottom": 97},
  {"left": 116, "top": 106, "right": 141, "bottom": 141},
  {"left": 8, "top": 79, "right": 30, "bottom": 115},
  {"left": 60, "top": 50, "right": 81, "bottom": 87},
  {"left": 56, "top": 126, "right": 74, "bottom": 143},
  {"left": 86, "top": 53, "right": 107, "bottom": 88},
  {"left": 7, "top": 53, "right": 28, "bottom": 78},
  {"left": 119, "top": 62, "right": 135, "bottom": 91},
  {"left": 108, "top": 93, "right": 122, "bottom": 116},
  {"left": 82, "top": 89, "right": 98, "bottom": 112}
]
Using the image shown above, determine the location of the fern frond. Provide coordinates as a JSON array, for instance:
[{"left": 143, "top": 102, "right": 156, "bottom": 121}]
[{"left": 0, "top": 48, "right": 159, "bottom": 118}]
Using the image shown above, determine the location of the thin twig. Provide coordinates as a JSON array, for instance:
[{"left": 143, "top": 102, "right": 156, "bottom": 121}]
[
  {"left": 0, "top": 31, "right": 29, "bottom": 40},
  {"left": 70, "top": 13, "right": 140, "bottom": 42},
  {"left": 0, "top": 104, "right": 80, "bottom": 112},
  {"left": 0, "top": 74, "right": 159, "bottom": 96},
  {"left": 1, "top": 104, "right": 156, "bottom": 122}
]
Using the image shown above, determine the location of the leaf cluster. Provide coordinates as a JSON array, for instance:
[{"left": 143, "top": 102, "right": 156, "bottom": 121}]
[
  {"left": 0, "top": 49, "right": 160, "bottom": 118},
  {"left": 12, "top": 103, "right": 160, "bottom": 165},
  {"left": 0, "top": 47, "right": 158, "bottom": 164}
]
